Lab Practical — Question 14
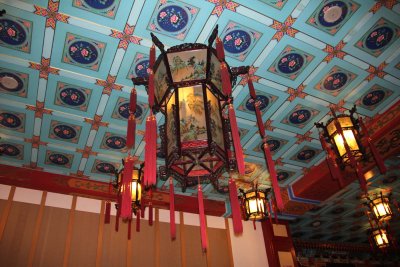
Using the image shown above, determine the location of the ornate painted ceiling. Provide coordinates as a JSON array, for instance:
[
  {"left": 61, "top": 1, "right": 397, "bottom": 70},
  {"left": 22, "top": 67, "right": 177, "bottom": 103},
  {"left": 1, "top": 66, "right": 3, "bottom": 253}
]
[{"left": 0, "top": 0, "right": 399, "bottom": 244}]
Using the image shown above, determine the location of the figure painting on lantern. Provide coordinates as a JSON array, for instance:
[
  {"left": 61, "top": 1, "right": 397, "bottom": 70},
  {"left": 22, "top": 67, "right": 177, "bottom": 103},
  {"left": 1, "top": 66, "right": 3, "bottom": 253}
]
[
  {"left": 178, "top": 86, "right": 206, "bottom": 142},
  {"left": 167, "top": 49, "right": 207, "bottom": 82}
]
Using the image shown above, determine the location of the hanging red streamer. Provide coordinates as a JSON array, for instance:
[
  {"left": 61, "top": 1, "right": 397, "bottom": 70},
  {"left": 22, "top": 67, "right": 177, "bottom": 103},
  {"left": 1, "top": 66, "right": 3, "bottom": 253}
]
[
  {"left": 359, "top": 117, "right": 386, "bottom": 174},
  {"left": 150, "top": 45, "right": 156, "bottom": 68},
  {"left": 129, "top": 88, "right": 137, "bottom": 114},
  {"left": 121, "top": 157, "right": 134, "bottom": 220},
  {"left": 198, "top": 185, "right": 208, "bottom": 252},
  {"left": 248, "top": 78, "right": 257, "bottom": 99},
  {"left": 115, "top": 194, "right": 121, "bottom": 232},
  {"left": 136, "top": 210, "right": 141, "bottom": 232},
  {"left": 319, "top": 134, "right": 344, "bottom": 188},
  {"left": 148, "top": 71, "right": 155, "bottom": 108},
  {"left": 221, "top": 63, "right": 232, "bottom": 96},
  {"left": 262, "top": 143, "right": 284, "bottom": 211},
  {"left": 228, "top": 177, "right": 243, "bottom": 234},
  {"left": 254, "top": 104, "right": 265, "bottom": 138},
  {"left": 169, "top": 178, "right": 176, "bottom": 240},
  {"left": 149, "top": 189, "right": 153, "bottom": 226},
  {"left": 141, "top": 203, "right": 145, "bottom": 218},
  {"left": 228, "top": 105, "right": 245, "bottom": 175},
  {"left": 216, "top": 37, "right": 225, "bottom": 61},
  {"left": 126, "top": 114, "right": 136, "bottom": 149},
  {"left": 144, "top": 114, "right": 157, "bottom": 187},
  {"left": 104, "top": 201, "right": 111, "bottom": 224}
]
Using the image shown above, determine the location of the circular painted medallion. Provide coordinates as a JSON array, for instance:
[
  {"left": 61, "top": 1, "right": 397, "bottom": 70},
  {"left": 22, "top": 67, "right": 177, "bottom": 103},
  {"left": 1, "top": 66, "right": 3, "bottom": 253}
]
[
  {"left": 53, "top": 125, "right": 76, "bottom": 139},
  {"left": 135, "top": 59, "right": 150, "bottom": 78},
  {"left": 157, "top": 5, "right": 189, "bottom": 33},
  {"left": 0, "top": 72, "right": 24, "bottom": 92},
  {"left": 323, "top": 72, "right": 348, "bottom": 90},
  {"left": 246, "top": 95, "right": 269, "bottom": 111},
  {"left": 96, "top": 162, "right": 116, "bottom": 174},
  {"left": 0, "top": 19, "right": 27, "bottom": 46},
  {"left": 0, "top": 112, "right": 21, "bottom": 128},
  {"left": 310, "top": 220, "right": 322, "bottom": 228},
  {"left": 83, "top": 0, "right": 115, "bottom": 9},
  {"left": 49, "top": 153, "right": 69, "bottom": 165},
  {"left": 318, "top": 1, "right": 348, "bottom": 27},
  {"left": 289, "top": 109, "right": 311, "bottom": 124},
  {"left": 118, "top": 102, "right": 143, "bottom": 119},
  {"left": 365, "top": 26, "right": 393, "bottom": 50},
  {"left": 362, "top": 90, "right": 385, "bottom": 106},
  {"left": 223, "top": 29, "right": 251, "bottom": 54},
  {"left": 277, "top": 171, "right": 289, "bottom": 181},
  {"left": 277, "top": 53, "right": 304, "bottom": 74},
  {"left": 69, "top": 41, "right": 99, "bottom": 64},
  {"left": 266, "top": 139, "right": 280, "bottom": 152},
  {"left": 297, "top": 149, "right": 316, "bottom": 161},
  {"left": 0, "top": 143, "right": 20, "bottom": 156},
  {"left": 60, "top": 88, "right": 86, "bottom": 106},
  {"left": 331, "top": 207, "right": 345, "bottom": 214},
  {"left": 106, "top": 136, "right": 126, "bottom": 149}
]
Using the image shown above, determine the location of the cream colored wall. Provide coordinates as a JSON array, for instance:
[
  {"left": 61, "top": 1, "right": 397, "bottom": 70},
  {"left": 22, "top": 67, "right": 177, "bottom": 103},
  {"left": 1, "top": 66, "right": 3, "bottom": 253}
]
[{"left": 0, "top": 184, "right": 269, "bottom": 267}]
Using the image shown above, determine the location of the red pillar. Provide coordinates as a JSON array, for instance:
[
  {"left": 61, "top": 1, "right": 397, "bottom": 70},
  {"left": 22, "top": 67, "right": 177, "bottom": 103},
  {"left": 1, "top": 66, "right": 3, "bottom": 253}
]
[{"left": 261, "top": 220, "right": 298, "bottom": 267}]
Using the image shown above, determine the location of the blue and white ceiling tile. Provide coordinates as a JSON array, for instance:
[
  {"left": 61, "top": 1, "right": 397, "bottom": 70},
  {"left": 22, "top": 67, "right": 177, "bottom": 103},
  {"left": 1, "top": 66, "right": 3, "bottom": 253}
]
[
  {"left": 37, "top": 145, "right": 82, "bottom": 174},
  {"left": 0, "top": 4, "right": 46, "bottom": 62},
  {"left": 135, "top": 0, "right": 214, "bottom": 46},
  {"left": 384, "top": 52, "right": 400, "bottom": 78},
  {"left": 0, "top": 61, "right": 40, "bottom": 105},
  {"left": 83, "top": 155, "right": 122, "bottom": 182},
  {"left": 275, "top": 164, "right": 303, "bottom": 187},
  {"left": 256, "top": 36, "right": 326, "bottom": 88},
  {"left": 283, "top": 142, "right": 324, "bottom": 168},
  {"left": 303, "top": 57, "right": 368, "bottom": 104},
  {"left": 0, "top": 138, "right": 31, "bottom": 165},
  {"left": 91, "top": 126, "right": 133, "bottom": 157},
  {"left": 45, "top": 74, "right": 103, "bottom": 118},
  {"left": 343, "top": 8, "right": 400, "bottom": 66},
  {"left": 293, "top": 0, "right": 374, "bottom": 46},
  {"left": 0, "top": 104, "right": 35, "bottom": 139}
]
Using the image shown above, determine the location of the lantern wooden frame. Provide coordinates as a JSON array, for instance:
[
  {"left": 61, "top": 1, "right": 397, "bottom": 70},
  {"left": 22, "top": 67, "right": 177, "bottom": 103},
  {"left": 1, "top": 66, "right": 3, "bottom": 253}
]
[
  {"left": 365, "top": 192, "right": 393, "bottom": 223},
  {"left": 239, "top": 187, "right": 270, "bottom": 221}
]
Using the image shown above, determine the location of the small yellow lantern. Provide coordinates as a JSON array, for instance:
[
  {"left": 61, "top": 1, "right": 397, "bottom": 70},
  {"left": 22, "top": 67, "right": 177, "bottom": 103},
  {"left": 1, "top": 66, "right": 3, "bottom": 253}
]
[
  {"left": 366, "top": 192, "right": 393, "bottom": 222},
  {"left": 240, "top": 187, "right": 269, "bottom": 221},
  {"left": 371, "top": 228, "right": 390, "bottom": 249}
]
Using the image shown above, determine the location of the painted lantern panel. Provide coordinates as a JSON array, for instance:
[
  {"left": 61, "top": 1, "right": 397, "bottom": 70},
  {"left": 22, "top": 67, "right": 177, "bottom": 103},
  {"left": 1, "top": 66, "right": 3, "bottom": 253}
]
[
  {"left": 178, "top": 85, "right": 207, "bottom": 143},
  {"left": 209, "top": 53, "right": 222, "bottom": 94},
  {"left": 154, "top": 59, "right": 168, "bottom": 104},
  {"left": 206, "top": 88, "right": 224, "bottom": 150},
  {"left": 167, "top": 49, "right": 207, "bottom": 83},
  {"left": 166, "top": 92, "right": 177, "bottom": 158}
]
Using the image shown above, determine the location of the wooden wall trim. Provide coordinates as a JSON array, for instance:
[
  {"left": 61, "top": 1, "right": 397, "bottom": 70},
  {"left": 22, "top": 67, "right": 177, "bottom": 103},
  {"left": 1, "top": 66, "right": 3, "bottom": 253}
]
[
  {"left": 155, "top": 208, "right": 160, "bottom": 267},
  {"left": 63, "top": 195, "right": 77, "bottom": 267},
  {"left": 0, "top": 186, "right": 15, "bottom": 241},
  {"left": 96, "top": 200, "right": 105, "bottom": 267},
  {"left": 224, "top": 218, "right": 234, "bottom": 267},
  {"left": 28, "top": 191, "right": 47, "bottom": 267},
  {"left": 179, "top": 211, "right": 186, "bottom": 267}
]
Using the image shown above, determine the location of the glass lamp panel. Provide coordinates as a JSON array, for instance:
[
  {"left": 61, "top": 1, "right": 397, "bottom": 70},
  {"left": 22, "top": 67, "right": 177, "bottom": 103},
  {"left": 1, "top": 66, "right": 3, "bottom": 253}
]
[
  {"left": 248, "top": 198, "right": 259, "bottom": 214},
  {"left": 131, "top": 181, "right": 141, "bottom": 202},
  {"left": 154, "top": 59, "right": 169, "bottom": 104},
  {"left": 372, "top": 199, "right": 391, "bottom": 220},
  {"left": 178, "top": 85, "right": 207, "bottom": 142},
  {"left": 333, "top": 130, "right": 359, "bottom": 157},
  {"left": 326, "top": 120, "right": 337, "bottom": 137},
  {"left": 373, "top": 230, "right": 388, "bottom": 247},
  {"left": 132, "top": 169, "right": 139, "bottom": 180},
  {"left": 166, "top": 92, "right": 177, "bottom": 157},
  {"left": 209, "top": 53, "right": 222, "bottom": 93},
  {"left": 167, "top": 49, "right": 207, "bottom": 82},
  {"left": 206, "top": 88, "right": 224, "bottom": 149}
]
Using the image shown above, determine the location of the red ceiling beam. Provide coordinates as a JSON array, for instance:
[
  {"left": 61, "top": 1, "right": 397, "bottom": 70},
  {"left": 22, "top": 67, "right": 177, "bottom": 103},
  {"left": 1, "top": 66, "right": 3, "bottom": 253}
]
[{"left": 0, "top": 164, "right": 226, "bottom": 216}]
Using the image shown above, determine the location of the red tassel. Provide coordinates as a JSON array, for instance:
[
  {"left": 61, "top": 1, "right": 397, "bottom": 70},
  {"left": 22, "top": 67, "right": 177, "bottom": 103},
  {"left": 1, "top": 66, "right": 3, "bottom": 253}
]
[
  {"left": 129, "top": 88, "right": 137, "bottom": 114},
  {"left": 228, "top": 105, "right": 245, "bottom": 175},
  {"left": 266, "top": 201, "right": 273, "bottom": 224},
  {"left": 248, "top": 78, "right": 256, "bottom": 100},
  {"left": 144, "top": 114, "right": 157, "bottom": 187},
  {"left": 150, "top": 44, "right": 156, "bottom": 68},
  {"left": 126, "top": 114, "right": 136, "bottom": 149},
  {"left": 169, "top": 178, "right": 176, "bottom": 240},
  {"left": 253, "top": 220, "right": 256, "bottom": 230},
  {"left": 136, "top": 210, "right": 141, "bottom": 232},
  {"left": 198, "top": 185, "right": 208, "bottom": 252},
  {"left": 263, "top": 143, "right": 284, "bottom": 211},
  {"left": 221, "top": 63, "right": 232, "bottom": 96},
  {"left": 128, "top": 219, "right": 132, "bottom": 240},
  {"left": 115, "top": 194, "right": 121, "bottom": 232},
  {"left": 216, "top": 37, "right": 225, "bottom": 61},
  {"left": 115, "top": 215, "right": 120, "bottom": 232},
  {"left": 121, "top": 157, "right": 133, "bottom": 220},
  {"left": 104, "top": 201, "right": 111, "bottom": 224},
  {"left": 228, "top": 178, "right": 243, "bottom": 234},
  {"left": 272, "top": 197, "right": 278, "bottom": 223},
  {"left": 254, "top": 104, "right": 265, "bottom": 138},
  {"left": 359, "top": 117, "right": 386, "bottom": 174},
  {"left": 319, "top": 134, "right": 344, "bottom": 188},
  {"left": 141, "top": 203, "right": 145, "bottom": 218},
  {"left": 148, "top": 71, "right": 155, "bottom": 107}
]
